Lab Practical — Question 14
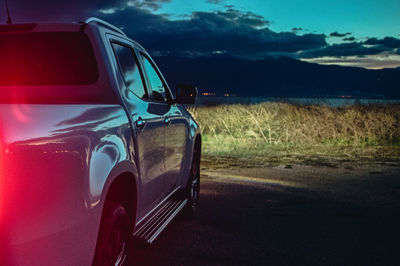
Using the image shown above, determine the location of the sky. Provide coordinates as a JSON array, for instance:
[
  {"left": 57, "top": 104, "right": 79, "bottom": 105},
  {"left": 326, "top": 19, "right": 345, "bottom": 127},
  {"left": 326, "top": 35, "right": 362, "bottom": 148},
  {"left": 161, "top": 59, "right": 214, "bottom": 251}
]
[{"left": 1, "top": 0, "right": 400, "bottom": 69}]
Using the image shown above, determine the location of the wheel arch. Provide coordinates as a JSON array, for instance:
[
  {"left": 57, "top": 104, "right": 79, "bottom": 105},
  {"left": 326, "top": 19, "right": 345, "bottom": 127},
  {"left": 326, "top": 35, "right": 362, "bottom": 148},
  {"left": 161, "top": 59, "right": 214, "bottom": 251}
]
[
  {"left": 100, "top": 160, "right": 140, "bottom": 229},
  {"left": 104, "top": 172, "right": 138, "bottom": 228}
]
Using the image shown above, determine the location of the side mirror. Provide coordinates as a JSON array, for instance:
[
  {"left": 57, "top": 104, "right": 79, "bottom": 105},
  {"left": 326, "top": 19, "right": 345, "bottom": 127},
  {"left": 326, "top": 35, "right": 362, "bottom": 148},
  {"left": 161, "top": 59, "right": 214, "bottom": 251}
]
[{"left": 175, "top": 83, "right": 197, "bottom": 104}]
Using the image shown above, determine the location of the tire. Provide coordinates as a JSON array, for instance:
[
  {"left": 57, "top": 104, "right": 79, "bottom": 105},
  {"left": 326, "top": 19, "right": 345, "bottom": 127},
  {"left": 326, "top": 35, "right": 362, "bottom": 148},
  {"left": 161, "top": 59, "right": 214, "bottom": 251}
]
[
  {"left": 93, "top": 201, "right": 130, "bottom": 266},
  {"left": 184, "top": 150, "right": 200, "bottom": 218}
]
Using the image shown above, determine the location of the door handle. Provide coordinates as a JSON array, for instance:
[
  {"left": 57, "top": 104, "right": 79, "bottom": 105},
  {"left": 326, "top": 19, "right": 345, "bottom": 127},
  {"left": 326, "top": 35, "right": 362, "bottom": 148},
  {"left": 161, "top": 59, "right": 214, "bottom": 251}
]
[
  {"left": 164, "top": 117, "right": 171, "bottom": 125},
  {"left": 136, "top": 118, "right": 146, "bottom": 128}
]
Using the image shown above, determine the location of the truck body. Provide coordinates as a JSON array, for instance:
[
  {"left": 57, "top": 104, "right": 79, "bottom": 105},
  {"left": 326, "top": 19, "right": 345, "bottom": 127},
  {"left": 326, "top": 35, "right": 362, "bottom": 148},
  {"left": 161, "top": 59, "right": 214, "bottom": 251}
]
[{"left": 0, "top": 18, "right": 201, "bottom": 265}]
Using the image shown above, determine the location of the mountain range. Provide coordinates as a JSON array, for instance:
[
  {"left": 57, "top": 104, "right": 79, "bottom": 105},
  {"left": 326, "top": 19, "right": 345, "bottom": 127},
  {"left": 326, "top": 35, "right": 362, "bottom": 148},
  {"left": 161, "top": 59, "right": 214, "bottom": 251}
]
[{"left": 154, "top": 55, "right": 400, "bottom": 98}]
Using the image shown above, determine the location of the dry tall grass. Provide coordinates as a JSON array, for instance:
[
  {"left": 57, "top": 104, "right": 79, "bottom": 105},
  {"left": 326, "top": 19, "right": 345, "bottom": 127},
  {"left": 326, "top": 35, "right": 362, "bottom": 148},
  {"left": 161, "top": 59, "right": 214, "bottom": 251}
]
[{"left": 190, "top": 102, "right": 400, "bottom": 163}]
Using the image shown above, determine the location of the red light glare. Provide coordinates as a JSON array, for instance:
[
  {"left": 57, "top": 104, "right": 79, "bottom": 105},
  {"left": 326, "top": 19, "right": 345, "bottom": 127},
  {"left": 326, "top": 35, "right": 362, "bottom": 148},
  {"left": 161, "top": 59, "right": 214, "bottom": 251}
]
[
  {"left": 11, "top": 104, "right": 31, "bottom": 123},
  {"left": 0, "top": 139, "right": 3, "bottom": 221}
]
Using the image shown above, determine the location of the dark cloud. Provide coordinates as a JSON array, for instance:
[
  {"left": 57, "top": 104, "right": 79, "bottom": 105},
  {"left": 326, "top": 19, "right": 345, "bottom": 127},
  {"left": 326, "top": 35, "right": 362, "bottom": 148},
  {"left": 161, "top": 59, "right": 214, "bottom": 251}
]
[
  {"left": 343, "top": 37, "right": 356, "bottom": 42},
  {"left": 299, "top": 36, "right": 400, "bottom": 58},
  {"left": 298, "top": 42, "right": 388, "bottom": 58},
  {"left": 100, "top": 7, "right": 326, "bottom": 58},
  {"left": 1, "top": 0, "right": 398, "bottom": 61},
  {"left": 3, "top": 0, "right": 113, "bottom": 22},
  {"left": 364, "top": 37, "right": 400, "bottom": 49},
  {"left": 215, "top": 9, "right": 269, "bottom": 28},
  {"left": 208, "top": 0, "right": 226, "bottom": 4},
  {"left": 5, "top": 0, "right": 318, "bottom": 58},
  {"left": 329, "top": 31, "right": 352, "bottom": 38},
  {"left": 127, "top": 0, "right": 172, "bottom": 11},
  {"left": 224, "top": 4, "right": 235, "bottom": 9},
  {"left": 292, "top": 27, "right": 303, "bottom": 33},
  {"left": 1, "top": 0, "right": 170, "bottom": 22}
]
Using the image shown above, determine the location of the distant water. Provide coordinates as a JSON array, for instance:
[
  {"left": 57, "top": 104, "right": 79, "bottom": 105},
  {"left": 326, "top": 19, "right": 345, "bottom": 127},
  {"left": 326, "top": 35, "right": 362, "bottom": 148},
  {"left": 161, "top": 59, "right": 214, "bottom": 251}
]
[{"left": 196, "top": 96, "right": 400, "bottom": 107}]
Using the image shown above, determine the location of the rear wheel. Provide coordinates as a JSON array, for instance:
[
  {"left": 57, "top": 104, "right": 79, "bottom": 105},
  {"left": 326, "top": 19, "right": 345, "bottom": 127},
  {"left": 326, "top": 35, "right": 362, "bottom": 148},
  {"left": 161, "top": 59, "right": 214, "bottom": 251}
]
[
  {"left": 93, "top": 201, "right": 130, "bottom": 266},
  {"left": 184, "top": 150, "right": 200, "bottom": 217}
]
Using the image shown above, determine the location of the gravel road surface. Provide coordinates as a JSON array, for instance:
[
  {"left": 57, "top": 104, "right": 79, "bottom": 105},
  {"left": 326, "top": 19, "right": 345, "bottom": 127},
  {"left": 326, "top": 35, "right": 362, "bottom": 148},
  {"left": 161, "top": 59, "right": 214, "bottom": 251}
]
[{"left": 129, "top": 163, "right": 400, "bottom": 265}]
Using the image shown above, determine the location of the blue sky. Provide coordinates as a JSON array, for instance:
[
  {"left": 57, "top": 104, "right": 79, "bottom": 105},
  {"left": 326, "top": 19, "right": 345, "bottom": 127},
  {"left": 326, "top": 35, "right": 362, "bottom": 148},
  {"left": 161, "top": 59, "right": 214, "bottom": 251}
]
[{"left": 3, "top": 0, "right": 400, "bottom": 69}]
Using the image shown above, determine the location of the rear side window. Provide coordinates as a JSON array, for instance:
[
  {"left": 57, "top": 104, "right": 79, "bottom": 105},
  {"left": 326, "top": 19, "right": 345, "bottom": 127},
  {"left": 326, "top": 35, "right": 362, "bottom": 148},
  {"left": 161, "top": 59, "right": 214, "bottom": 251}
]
[
  {"left": 0, "top": 32, "right": 98, "bottom": 86},
  {"left": 111, "top": 43, "right": 148, "bottom": 99},
  {"left": 141, "top": 54, "right": 169, "bottom": 103}
]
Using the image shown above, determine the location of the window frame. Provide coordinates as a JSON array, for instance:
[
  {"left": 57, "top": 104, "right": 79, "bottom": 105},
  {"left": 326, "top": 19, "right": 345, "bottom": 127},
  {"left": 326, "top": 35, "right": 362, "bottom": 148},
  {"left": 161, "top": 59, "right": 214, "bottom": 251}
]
[
  {"left": 138, "top": 52, "right": 174, "bottom": 104},
  {"left": 109, "top": 40, "right": 150, "bottom": 101}
]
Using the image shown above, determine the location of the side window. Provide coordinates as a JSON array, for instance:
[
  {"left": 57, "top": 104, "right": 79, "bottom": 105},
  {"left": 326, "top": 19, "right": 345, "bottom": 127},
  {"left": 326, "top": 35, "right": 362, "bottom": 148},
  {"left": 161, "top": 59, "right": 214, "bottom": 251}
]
[
  {"left": 141, "top": 54, "right": 168, "bottom": 103},
  {"left": 112, "top": 43, "right": 148, "bottom": 99}
]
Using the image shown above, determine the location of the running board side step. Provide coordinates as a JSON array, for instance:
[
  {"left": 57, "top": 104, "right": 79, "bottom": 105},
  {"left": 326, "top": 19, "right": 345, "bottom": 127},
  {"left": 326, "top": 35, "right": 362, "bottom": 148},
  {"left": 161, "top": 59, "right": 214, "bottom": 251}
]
[{"left": 133, "top": 199, "right": 187, "bottom": 244}]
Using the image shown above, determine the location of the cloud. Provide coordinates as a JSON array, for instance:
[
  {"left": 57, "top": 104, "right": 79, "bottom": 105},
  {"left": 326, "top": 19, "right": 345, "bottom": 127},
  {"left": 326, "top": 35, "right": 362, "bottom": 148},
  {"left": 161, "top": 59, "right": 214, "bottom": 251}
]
[
  {"left": 329, "top": 31, "right": 352, "bottom": 38},
  {"left": 126, "top": 0, "right": 172, "bottom": 11},
  {"left": 301, "top": 54, "right": 400, "bottom": 69},
  {"left": 208, "top": 0, "right": 226, "bottom": 4},
  {"left": 364, "top": 37, "right": 400, "bottom": 49},
  {"left": 298, "top": 42, "right": 388, "bottom": 58},
  {"left": 215, "top": 9, "right": 270, "bottom": 28},
  {"left": 298, "top": 37, "right": 400, "bottom": 59},
  {"left": 3, "top": 0, "right": 170, "bottom": 22},
  {"left": 100, "top": 7, "right": 326, "bottom": 58},
  {"left": 94, "top": 6, "right": 397, "bottom": 61},
  {"left": 343, "top": 37, "right": 356, "bottom": 42},
  {"left": 2, "top": 0, "right": 399, "bottom": 67},
  {"left": 292, "top": 27, "right": 303, "bottom": 34}
]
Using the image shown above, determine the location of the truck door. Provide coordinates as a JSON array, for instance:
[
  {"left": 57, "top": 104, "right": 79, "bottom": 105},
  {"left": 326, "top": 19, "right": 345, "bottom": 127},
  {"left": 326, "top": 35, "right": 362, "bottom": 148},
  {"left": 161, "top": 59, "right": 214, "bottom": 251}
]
[
  {"left": 163, "top": 105, "right": 188, "bottom": 191},
  {"left": 110, "top": 42, "right": 166, "bottom": 216},
  {"left": 138, "top": 54, "right": 188, "bottom": 192},
  {"left": 137, "top": 53, "right": 183, "bottom": 193}
]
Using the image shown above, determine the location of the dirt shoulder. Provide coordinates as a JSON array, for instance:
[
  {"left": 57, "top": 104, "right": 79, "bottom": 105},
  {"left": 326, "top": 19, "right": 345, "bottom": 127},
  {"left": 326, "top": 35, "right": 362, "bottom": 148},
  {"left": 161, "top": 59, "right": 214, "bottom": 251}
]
[
  {"left": 201, "top": 156, "right": 400, "bottom": 207},
  {"left": 131, "top": 157, "right": 400, "bottom": 265}
]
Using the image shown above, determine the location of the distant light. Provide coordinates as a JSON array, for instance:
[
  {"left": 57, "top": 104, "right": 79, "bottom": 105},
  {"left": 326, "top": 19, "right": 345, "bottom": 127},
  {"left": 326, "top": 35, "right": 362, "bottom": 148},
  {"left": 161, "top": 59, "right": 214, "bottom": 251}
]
[
  {"left": 202, "top": 92, "right": 216, "bottom": 96},
  {"left": 212, "top": 50, "right": 227, "bottom": 54}
]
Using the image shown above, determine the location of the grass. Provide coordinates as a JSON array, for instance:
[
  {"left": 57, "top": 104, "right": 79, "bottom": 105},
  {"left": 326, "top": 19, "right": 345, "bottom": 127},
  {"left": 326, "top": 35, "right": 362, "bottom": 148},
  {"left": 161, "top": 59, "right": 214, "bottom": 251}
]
[{"left": 189, "top": 102, "right": 400, "bottom": 166}]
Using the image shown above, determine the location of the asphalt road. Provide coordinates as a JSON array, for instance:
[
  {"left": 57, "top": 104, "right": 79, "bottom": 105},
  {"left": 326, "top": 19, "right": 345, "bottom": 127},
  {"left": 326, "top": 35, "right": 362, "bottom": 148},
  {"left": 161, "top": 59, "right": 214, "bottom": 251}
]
[{"left": 129, "top": 164, "right": 400, "bottom": 265}]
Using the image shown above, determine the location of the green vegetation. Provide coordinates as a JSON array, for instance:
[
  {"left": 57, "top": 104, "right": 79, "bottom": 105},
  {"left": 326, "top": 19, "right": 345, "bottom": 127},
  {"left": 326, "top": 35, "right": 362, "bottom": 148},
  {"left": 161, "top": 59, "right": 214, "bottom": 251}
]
[{"left": 190, "top": 102, "right": 400, "bottom": 166}]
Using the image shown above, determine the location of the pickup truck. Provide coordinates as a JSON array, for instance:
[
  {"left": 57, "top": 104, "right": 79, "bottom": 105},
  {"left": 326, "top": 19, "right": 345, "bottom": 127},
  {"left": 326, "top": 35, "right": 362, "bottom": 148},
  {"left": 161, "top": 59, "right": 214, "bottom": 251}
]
[{"left": 0, "top": 18, "right": 201, "bottom": 265}]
